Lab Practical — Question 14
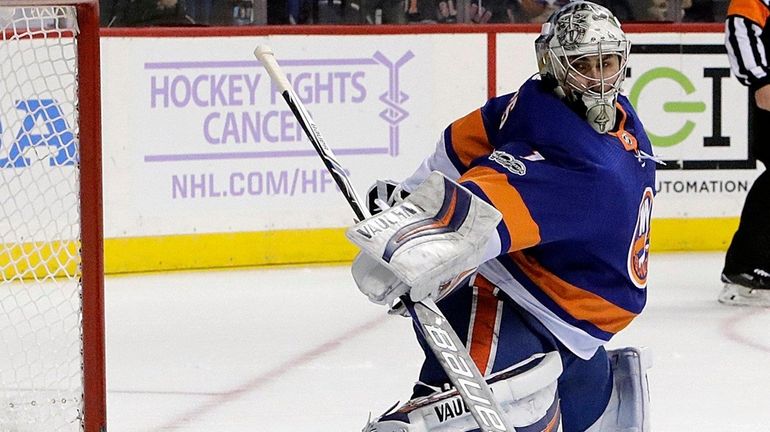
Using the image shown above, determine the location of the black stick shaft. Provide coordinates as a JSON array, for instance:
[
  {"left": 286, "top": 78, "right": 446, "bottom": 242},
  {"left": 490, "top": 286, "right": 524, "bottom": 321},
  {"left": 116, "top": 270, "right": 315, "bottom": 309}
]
[{"left": 254, "top": 45, "right": 514, "bottom": 432}]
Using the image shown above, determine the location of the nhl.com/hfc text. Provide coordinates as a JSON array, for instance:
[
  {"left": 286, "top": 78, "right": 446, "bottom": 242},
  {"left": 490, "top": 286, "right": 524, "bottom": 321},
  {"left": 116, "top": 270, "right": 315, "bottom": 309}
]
[{"left": 171, "top": 167, "right": 345, "bottom": 199}]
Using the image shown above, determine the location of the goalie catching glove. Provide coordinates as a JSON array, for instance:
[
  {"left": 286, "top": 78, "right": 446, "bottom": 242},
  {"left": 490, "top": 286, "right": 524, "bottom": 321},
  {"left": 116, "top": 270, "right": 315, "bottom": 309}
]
[{"left": 347, "top": 171, "right": 502, "bottom": 306}]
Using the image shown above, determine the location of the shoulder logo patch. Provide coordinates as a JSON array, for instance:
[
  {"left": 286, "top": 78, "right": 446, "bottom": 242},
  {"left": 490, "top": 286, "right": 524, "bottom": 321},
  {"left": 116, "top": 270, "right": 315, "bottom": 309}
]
[
  {"left": 627, "top": 187, "right": 653, "bottom": 289},
  {"left": 489, "top": 150, "right": 526, "bottom": 176}
]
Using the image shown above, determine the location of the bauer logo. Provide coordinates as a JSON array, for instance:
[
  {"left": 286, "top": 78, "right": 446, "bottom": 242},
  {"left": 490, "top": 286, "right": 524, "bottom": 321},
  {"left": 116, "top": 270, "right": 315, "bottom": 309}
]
[
  {"left": 423, "top": 324, "right": 508, "bottom": 431},
  {"left": 0, "top": 99, "right": 77, "bottom": 168},
  {"left": 626, "top": 44, "right": 752, "bottom": 171}
]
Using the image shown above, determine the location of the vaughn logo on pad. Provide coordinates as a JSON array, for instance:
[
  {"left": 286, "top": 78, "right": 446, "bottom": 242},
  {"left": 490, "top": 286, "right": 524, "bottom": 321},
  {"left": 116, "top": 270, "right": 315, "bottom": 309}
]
[{"left": 353, "top": 202, "right": 421, "bottom": 240}]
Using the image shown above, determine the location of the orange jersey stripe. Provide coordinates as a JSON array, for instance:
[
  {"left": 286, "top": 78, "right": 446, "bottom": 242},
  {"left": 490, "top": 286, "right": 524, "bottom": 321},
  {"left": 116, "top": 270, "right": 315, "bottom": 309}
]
[
  {"left": 511, "top": 252, "right": 637, "bottom": 334},
  {"left": 460, "top": 165, "right": 541, "bottom": 251},
  {"left": 728, "top": 0, "right": 770, "bottom": 25},
  {"left": 450, "top": 110, "right": 494, "bottom": 168},
  {"left": 468, "top": 276, "right": 499, "bottom": 374},
  {"left": 608, "top": 104, "right": 638, "bottom": 152},
  {"left": 543, "top": 400, "right": 561, "bottom": 432},
  {"left": 395, "top": 189, "right": 457, "bottom": 242}
]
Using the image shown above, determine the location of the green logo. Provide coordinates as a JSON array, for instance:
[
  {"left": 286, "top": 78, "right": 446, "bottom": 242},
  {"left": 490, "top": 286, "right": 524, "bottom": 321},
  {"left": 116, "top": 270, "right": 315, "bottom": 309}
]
[{"left": 628, "top": 67, "right": 706, "bottom": 147}]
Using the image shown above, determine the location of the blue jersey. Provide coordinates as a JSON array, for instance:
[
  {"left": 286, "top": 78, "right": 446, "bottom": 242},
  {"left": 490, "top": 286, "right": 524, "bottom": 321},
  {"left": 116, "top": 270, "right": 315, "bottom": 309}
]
[{"left": 402, "top": 78, "right": 656, "bottom": 359}]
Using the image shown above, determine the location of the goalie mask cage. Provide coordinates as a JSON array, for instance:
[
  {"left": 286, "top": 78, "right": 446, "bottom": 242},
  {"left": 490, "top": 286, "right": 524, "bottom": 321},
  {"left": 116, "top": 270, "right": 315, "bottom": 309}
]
[{"left": 0, "top": 1, "right": 105, "bottom": 431}]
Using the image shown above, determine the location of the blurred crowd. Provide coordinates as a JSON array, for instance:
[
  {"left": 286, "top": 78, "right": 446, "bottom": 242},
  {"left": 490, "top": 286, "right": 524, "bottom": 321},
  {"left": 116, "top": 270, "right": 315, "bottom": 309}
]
[{"left": 100, "top": 0, "right": 728, "bottom": 27}]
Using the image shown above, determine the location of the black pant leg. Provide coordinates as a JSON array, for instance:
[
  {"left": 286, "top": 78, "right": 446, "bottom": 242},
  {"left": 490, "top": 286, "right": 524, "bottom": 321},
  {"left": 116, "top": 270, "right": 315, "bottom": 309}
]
[{"left": 723, "top": 97, "right": 770, "bottom": 274}]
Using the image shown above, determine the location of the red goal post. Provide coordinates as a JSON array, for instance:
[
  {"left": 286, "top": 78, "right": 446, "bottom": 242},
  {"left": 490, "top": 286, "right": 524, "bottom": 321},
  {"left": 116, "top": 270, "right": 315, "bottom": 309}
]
[{"left": 0, "top": 0, "right": 105, "bottom": 431}]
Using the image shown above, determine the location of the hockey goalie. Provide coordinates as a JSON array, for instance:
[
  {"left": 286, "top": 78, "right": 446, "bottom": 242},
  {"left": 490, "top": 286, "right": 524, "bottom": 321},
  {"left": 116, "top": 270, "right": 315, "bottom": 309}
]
[{"left": 347, "top": 2, "right": 658, "bottom": 431}]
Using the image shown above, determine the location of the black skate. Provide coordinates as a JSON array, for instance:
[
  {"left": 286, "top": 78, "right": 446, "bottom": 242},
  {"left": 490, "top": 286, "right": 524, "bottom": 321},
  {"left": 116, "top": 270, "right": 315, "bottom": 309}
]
[{"left": 719, "top": 269, "right": 770, "bottom": 307}]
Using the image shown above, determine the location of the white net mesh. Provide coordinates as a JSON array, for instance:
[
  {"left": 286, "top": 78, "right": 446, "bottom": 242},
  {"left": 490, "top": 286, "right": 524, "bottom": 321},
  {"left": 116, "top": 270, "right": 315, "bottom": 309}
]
[{"left": 0, "top": 5, "right": 85, "bottom": 431}]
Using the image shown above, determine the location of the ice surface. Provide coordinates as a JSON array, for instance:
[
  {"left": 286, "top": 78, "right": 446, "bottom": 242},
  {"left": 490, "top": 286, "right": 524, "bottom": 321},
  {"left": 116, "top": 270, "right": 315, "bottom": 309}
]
[{"left": 105, "top": 252, "right": 770, "bottom": 431}]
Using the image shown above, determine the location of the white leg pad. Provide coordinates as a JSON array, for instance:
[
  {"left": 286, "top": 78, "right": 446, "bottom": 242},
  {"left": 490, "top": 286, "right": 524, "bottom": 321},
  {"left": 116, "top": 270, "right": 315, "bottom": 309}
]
[
  {"left": 363, "top": 351, "right": 563, "bottom": 432},
  {"left": 585, "top": 346, "right": 652, "bottom": 432}
]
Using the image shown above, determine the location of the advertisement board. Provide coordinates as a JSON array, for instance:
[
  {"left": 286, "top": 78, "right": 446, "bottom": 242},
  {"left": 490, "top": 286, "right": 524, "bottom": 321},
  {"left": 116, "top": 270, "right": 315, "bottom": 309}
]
[
  {"left": 95, "top": 28, "right": 748, "bottom": 270},
  {"left": 101, "top": 34, "right": 488, "bottom": 238}
]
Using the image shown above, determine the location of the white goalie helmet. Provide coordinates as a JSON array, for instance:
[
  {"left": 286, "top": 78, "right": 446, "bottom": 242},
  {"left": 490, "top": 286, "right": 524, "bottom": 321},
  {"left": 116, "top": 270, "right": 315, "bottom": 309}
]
[{"left": 535, "top": 1, "right": 630, "bottom": 134}]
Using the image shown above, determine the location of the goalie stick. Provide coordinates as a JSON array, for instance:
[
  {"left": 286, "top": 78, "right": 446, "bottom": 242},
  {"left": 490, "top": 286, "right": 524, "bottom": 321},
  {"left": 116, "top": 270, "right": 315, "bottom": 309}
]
[{"left": 254, "top": 45, "right": 515, "bottom": 432}]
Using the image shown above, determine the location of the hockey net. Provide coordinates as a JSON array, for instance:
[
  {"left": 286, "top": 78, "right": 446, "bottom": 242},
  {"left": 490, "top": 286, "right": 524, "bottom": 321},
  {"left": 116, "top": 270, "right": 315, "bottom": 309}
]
[{"left": 0, "top": 1, "right": 105, "bottom": 431}]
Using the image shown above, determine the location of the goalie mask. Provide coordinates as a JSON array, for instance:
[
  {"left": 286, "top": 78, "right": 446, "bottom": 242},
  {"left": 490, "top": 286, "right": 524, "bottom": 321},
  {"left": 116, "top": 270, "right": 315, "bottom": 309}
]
[{"left": 535, "top": 1, "right": 630, "bottom": 134}]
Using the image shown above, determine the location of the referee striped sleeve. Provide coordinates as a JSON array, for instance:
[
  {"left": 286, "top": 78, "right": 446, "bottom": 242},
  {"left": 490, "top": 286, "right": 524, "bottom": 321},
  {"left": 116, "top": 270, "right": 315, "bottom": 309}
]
[{"left": 726, "top": 15, "right": 770, "bottom": 86}]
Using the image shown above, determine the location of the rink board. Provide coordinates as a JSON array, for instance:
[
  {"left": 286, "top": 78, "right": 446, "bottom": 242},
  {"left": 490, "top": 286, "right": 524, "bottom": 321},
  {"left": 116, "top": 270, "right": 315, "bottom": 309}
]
[{"left": 96, "top": 27, "right": 762, "bottom": 271}]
